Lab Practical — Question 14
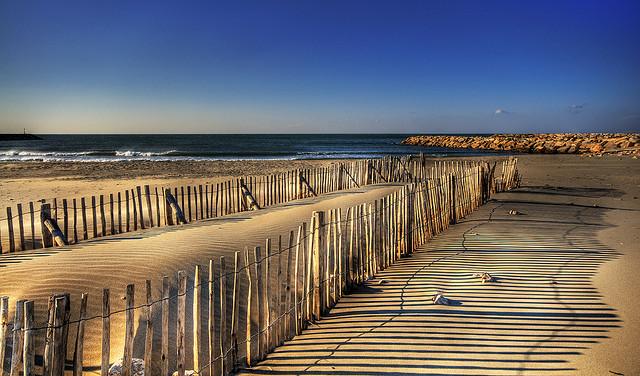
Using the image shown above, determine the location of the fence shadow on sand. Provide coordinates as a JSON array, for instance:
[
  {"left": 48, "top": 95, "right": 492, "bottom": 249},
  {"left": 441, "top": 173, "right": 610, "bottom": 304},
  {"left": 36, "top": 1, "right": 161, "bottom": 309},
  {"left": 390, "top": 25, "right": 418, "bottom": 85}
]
[{"left": 240, "top": 189, "right": 621, "bottom": 376}]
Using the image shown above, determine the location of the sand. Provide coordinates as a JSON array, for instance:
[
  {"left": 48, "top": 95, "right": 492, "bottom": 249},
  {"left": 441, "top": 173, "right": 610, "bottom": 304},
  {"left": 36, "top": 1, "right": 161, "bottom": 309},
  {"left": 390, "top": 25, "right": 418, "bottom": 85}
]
[
  {"left": 0, "top": 159, "right": 331, "bottom": 204},
  {"left": 240, "top": 155, "right": 640, "bottom": 375},
  {"left": 1, "top": 155, "right": 638, "bottom": 375},
  {"left": 0, "top": 178, "right": 404, "bottom": 374}
]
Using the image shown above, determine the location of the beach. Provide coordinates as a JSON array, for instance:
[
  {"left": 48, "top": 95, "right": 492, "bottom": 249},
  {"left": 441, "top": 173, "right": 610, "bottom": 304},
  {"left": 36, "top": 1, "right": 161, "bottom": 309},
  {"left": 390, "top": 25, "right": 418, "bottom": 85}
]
[{"left": 0, "top": 154, "right": 638, "bottom": 374}]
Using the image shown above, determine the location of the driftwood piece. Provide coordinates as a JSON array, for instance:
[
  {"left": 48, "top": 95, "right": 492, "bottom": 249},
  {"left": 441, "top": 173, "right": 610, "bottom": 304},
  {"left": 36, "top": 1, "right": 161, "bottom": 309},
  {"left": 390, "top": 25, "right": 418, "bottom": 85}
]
[{"left": 41, "top": 203, "right": 68, "bottom": 246}]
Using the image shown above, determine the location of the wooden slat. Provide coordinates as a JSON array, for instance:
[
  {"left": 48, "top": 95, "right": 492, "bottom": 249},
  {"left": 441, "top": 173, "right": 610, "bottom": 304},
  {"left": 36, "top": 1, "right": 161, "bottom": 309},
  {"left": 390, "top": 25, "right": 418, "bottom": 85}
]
[
  {"left": 284, "top": 230, "right": 294, "bottom": 339},
  {"left": 199, "top": 184, "right": 204, "bottom": 220},
  {"left": 91, "top": 196, "right": 98, "bottom": 237},
  {"left": 254, "top": 246, "right": 264, "bottom": 360},
  {"left": 10, "top": 299, "right": 25, "bottom": 376},
  {"left": 293, "top": 225, "right": 302, "bottom": 335},
  {"left": 219, "top": 256, "right": 227, "bottom": 374},
  {"left": 193, "top": 266, "right": 201, "bottom": 374},
  {"left": 145, "top": 185, "right": 154, "bottom": 227},
  {"left": 230, "top": 251, "right": 240, "bottom": 369},
  {"left": 131, "top": 189, "right": 138, "bottom": 231},
  {"left": 51, "top": 295, "right": 66, "bottom": 376},
  {"left": 180, "top": 187, "right": 185, "bottom": 220},
  {"left": 100, "top": 195, "right": 106, "bottom": 236},
  {"left": 155, "top": 187, "right": 161, "bottom": 228},
  {"left": 312, "top": 211, "right": 323, "bottom": 321},
  {"left": 205, "top": 185, "right": 209, "bottom": 218},
  {"left": 42, "top": 295, "right": 54, "bottom": 376},
  {"left": 263, "top": 239, "right": 271, "bottom": 354},
  {"left": 208, "top": 260, "right": 217, "bottom": 375},
  {"left": 144, "top": 280, "right": 153, "bottom": 376},
  {"left": 73, "top": 293, "right": 88, "bottom": 376},
  {"left": 16, "top": 204, "right": 25, "bottom": 251},
  {"left": 176, "top": 270, "right": 186, "bottom": 376},
  {"left": 29, "top": 202, "right": 36, "bottom": 249},
  {"left": 161, "top": 276, "right": 170, "bottom": 376},
  {"left": 118, "top": 192, "right": 122, "bottom": 233},
  {"left": 276, "top": 236, "right": 283, "bottom": 346},
  {"left": 6, "top": 207, "right": 15, "bottom": 252},
  {"left": 244, "top": 249, "right": 253, "bottom": 367},
  {"left": 187, "top": 186, "right": 192, "bottom": 221},
  {"left": 40, "top": 204, "right": 53, "bottom": 248},
  {"left": 101, "top": 289, "right": 110, "bottom": 376},
  {"left": 81, "top": 198, "right": 88, "bottom": 240},
  {"left": 109, "top": 194, "right": 115, "bottom": 235},
  {"left": 137, "top": 186, "right": 145, "bottom": 229},
  {"left": 123, "top": 284, "right": 134, "bottom": 376},
  {"left": 22, "top": 300, "right": 34, "bottom": 376},
  {"left": 0, "top": 296, "right": 8, "bottom": 376}
]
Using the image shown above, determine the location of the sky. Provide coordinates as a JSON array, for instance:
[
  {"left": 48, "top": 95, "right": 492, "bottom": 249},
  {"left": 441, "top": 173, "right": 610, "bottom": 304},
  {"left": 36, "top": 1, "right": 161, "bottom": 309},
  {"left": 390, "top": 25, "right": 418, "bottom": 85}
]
[{"left": 1, "top": 0, "right": 639, "bottom": 134}]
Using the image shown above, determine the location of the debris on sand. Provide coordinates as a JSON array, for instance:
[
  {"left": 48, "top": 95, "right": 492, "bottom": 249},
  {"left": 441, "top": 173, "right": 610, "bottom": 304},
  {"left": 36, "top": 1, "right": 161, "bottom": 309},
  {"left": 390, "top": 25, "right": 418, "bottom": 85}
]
[
  {"left": 472, "top": 272, "right": 495, "bottom": 283},
  {"left": 432, "top": 293, "right": 451, "bottom": 305},
  {"left": 508, "top": 209, "right": 524, "bottom": 215}
]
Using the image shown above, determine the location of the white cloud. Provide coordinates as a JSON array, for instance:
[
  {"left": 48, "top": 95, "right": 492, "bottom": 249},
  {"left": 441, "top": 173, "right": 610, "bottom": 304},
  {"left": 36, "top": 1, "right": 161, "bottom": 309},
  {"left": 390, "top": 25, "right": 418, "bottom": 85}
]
[
  {"left": 494, "top": 108, "right": 511, "bottom": 116},
  {"left": 569, "top": 103, "right": 585, "bottom": 113}
]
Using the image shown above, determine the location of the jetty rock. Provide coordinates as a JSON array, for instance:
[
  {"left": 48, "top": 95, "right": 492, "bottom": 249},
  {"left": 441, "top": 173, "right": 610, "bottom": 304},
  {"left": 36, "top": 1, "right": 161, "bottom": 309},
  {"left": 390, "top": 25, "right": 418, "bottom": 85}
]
[{"left": 402, "top": 133, "right": 640, "bottom": 156}]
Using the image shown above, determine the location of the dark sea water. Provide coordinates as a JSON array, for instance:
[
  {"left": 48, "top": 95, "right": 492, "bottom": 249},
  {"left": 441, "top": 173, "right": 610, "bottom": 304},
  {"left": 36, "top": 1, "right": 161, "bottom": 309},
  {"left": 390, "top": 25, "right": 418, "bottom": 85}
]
[{"left": 0, "top": 134, "right": 499, "bottom": 162}]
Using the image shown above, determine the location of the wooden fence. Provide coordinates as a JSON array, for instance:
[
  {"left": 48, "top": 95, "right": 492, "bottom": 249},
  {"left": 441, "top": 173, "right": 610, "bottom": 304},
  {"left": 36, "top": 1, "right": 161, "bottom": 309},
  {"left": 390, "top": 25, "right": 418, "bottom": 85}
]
[
  {"left": 0, "top": 156, "right": 519, "bottom": 376},
  {"left": 0, "top": 156, "right": 448, "bottom": 253}
]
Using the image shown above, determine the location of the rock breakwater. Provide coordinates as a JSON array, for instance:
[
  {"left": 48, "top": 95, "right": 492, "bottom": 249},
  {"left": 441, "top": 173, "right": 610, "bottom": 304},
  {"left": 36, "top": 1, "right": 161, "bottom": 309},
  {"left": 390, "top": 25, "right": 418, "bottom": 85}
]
[{"left": 402, "top": 133, "right": 640, "bottom": 156}]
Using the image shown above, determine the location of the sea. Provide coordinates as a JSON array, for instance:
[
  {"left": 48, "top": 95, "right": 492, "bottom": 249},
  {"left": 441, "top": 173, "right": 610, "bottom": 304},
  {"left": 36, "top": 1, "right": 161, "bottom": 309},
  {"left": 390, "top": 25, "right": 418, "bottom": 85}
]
[{"left": 0, "top": 134, "right": 500, "bottom": 162}]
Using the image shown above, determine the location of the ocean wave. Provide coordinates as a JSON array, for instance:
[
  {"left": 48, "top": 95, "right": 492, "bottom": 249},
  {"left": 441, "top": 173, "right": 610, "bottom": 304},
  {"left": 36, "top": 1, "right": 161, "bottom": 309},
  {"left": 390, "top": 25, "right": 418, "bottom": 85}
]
[
  {"left": 0, "top": 148, "right": 444, "bottom": 162},
  {"left": 0, "top": 150, "right": 97, "bottom": 157},
  {"left": 115, "top": 150, "right": 177, "bottom": 157}
]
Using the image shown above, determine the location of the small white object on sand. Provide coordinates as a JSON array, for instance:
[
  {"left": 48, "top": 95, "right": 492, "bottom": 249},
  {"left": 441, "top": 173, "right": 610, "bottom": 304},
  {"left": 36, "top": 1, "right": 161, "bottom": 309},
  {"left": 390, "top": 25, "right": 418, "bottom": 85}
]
[
  {"left": 472, "top": 272, "right": 495, "bottom": 283},
  {"left": 508, "top": 209, "right": 524, "bottom": 215},
  {"left": 432, "top": 293, "right": 451, "bottom": 305}
]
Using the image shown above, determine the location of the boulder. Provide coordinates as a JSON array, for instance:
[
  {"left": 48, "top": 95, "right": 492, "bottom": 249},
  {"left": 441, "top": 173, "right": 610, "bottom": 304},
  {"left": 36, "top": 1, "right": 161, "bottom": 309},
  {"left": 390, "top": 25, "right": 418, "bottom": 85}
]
[
  {"left": 109, "top": 358, "right": 145, "bottom": 376},
  {"left": 590, "top": 144, "right": 603, "bottom": 154}
]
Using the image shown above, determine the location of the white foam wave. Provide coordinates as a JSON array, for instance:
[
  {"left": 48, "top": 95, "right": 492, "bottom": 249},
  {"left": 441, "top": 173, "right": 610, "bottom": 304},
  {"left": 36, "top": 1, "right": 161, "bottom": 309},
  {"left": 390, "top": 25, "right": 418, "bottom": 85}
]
[
  {"left": 114, "top": 150, "right": 177, "bottom": 157},
  {"left": 0, "top": 150, "right": 96, "bottom": 157}
]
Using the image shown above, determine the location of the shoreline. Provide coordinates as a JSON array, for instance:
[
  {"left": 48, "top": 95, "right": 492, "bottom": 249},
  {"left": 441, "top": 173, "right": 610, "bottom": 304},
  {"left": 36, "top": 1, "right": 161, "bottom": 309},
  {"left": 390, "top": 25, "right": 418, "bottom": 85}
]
[{"left": 0, "top": 156, "right": 517, "bottom": 204}]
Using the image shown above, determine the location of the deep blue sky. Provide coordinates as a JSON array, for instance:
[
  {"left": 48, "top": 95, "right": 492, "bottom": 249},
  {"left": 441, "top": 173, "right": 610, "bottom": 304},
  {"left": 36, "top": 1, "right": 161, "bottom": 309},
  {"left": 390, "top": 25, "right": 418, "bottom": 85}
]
[{"left": 1, "top": 0, "right": 639, "bottom": 133}]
